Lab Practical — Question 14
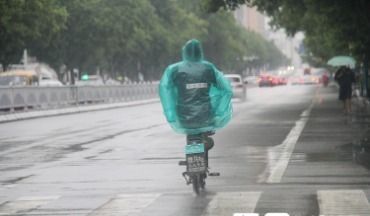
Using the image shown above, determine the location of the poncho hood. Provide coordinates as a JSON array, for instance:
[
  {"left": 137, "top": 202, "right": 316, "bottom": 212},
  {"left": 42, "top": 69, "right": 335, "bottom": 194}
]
[{"left": 182, "top": 39, "right": 204, "bottom": 62}]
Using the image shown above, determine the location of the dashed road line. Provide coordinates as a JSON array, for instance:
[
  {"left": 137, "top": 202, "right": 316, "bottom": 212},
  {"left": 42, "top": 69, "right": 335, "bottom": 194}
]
[
  {"left": 0, "top": 195, "right": 59, "bottom": 215},
  {"left": 0, "top": 184, "right": 16, "bottom": 190},
  {"left": 88, "top": 193, "right": 161, "bottom": 216},
  {"left": 0, "top": 190, "right": 369, "bottom": 215},
  {"left": 202, "top": 191, "right": 262, "bottom": 216},
  {"left": 318, "top": 190, "right": 370, "bottom": 216}
]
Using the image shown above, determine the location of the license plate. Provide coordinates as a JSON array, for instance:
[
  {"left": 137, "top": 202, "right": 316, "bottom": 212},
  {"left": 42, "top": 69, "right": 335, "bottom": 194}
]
[
  {"left": 185, "top": 143, "right": 206, "bottom": 173},
  {"left": 185, "top": 143, "right": 205, "bottom": 154},
  {"left": 186, "top": 154, "right": 206, "bottom": 172}
]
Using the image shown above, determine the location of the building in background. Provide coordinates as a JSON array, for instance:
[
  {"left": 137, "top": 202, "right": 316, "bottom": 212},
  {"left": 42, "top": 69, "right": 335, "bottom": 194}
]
[
  {"left": 266, "top": 22, "right": 304, "bottom": 67},
  {"left": 234, "top": 6, "right": 303, "bottom": 68},
  {"left": 234, "top": 5, "right": 267, "bottom": 37}
]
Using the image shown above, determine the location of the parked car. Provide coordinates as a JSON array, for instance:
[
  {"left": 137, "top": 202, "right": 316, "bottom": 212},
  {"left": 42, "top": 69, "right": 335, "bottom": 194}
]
[
  {"left": 258, "top": 74, "right": 275, "bottom": 87},
  {"left": 224, "top": 74, "right": 246, "bottom": 101}
]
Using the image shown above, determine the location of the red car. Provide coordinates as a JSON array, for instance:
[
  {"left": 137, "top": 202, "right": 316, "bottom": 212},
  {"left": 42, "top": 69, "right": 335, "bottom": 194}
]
[
  {"left": 258, "top": 74, "right": 275, "bottom": 87},
  {"left": 277, "top": 77, "right": 288, "bottom": 85},
  {"left": 290, "top": 76, "right": 304, "bottom": 85}
]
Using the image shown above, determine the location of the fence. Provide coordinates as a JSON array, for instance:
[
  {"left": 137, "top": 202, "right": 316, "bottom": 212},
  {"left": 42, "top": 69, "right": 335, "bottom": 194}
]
[{"left": 0, "top": 82, "right": 159, "bottom": 112}]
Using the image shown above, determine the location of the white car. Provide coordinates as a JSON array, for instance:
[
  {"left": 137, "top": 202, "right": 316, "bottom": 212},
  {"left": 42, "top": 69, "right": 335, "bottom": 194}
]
[
  {"left": 244, "top": 75, "right": 259, "bottom": 86},
  {"left": 224, "top": 74, "right": 246, "bottom": 101},
  {"left": 75, "top": 79, "right": 105, "bottom": 86},
  {"left": 39, "top": 78, "right": 63, "bottom": 86},
  {"left": 302, "top": 75, "right": 319, "bottom": 85}
]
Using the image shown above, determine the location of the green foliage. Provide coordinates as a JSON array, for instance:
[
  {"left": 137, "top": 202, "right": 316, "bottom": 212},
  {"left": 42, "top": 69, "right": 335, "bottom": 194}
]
[
  {"left": 205, "top": 0, "right": 370, "bottom": 68},
  {"left": 1, "top": 0, "right": 287, "bottom": 81},
  {"left": 0, "top": 0, "right": 67, "bottom": 70},
  {"left": 182, "top": 0, "right": 288, "bottom": 74}
]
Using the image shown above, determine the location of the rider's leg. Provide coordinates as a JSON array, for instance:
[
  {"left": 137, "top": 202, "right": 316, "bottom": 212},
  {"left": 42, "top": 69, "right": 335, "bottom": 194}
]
[
  {"left": 202, "top": 133, "right": 214, "bottom": 169},
  {"left": 202, "top": 132, "right": 214, "bottom": 151},
  {"left": 205, "top": 137, "right": 214, "bottom": 151}
]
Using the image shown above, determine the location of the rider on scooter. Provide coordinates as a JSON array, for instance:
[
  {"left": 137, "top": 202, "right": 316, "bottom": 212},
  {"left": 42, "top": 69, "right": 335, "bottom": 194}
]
[{"left": 159, "top": 39, "right": 233, "bottom": 150}]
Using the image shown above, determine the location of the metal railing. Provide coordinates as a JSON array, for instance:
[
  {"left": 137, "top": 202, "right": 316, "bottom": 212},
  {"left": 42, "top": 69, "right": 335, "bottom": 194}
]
[{"left": 0, "top": 82, "right": 159, "bottom": 112}]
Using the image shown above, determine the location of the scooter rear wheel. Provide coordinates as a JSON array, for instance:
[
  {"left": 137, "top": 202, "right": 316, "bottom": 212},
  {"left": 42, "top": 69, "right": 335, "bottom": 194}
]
[
  {"left": 192, "top": 175, "right": 200, "bottom": 195},
  {"left": 200, "top": 174, "right": 206, "bottom": 189}
]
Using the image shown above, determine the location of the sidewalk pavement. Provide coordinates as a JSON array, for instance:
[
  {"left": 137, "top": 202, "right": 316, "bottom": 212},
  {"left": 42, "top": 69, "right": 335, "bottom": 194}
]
[
  {"left": 281, "top": 83, "right": 370, "bottom": 185},
  {"left": 0, "top": 98, "right": 160, "bottom": 123}
]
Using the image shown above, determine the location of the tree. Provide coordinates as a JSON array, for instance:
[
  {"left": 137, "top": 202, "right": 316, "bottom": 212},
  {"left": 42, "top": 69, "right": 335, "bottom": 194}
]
[
  {"left": 3, "top": 0, "right": 288, "bottom": 82},
  {"left": 143, "top": 0, "right": 208, "bottom": 80},
  {"left": 203, "top": 0, "right": 370, "bottom": 95},
  {"left": 180, "top": 0, "right": 288, "bottom": 74},
  {"left": 33, "top": 0, "right": 164, "bottom": 82},
  {"left": 0, "top": 0, "right": 67, "bottom": 71},
  {"left": 202, "top": 0, "right": 370, "bottom": 64}
]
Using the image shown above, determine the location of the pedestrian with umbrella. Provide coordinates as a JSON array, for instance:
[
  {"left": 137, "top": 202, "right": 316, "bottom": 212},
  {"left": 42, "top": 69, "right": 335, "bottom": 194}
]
[{"left": 328, "top": 56, "right": 356, "bottom": 115}]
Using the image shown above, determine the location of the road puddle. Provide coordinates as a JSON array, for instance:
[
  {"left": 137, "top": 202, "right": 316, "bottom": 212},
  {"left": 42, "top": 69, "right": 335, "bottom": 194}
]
[
  {"left": 245, "top": 145, "right": 284, "bottom": 183},
  {"left": 249, "top": 140, "right": 367, "bottom": 184},
  {"left": 291, "top": 152, "right": 353, "bottom": 162}
]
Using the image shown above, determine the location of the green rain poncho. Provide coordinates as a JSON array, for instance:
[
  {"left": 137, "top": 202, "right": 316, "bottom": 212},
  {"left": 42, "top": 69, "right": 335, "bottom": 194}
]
[{"left": 159, "top": 39, "right": 233, "bottom": 134}]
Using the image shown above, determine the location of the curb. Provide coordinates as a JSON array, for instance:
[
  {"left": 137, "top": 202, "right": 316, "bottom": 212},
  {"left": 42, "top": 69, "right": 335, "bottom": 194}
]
[{"left": 0, "top": 98, "right": 160, "bottom": 123}]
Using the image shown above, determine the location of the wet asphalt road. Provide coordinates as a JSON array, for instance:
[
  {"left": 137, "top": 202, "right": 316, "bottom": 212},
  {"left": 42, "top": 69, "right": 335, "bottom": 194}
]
[{"left": 0, "top": 84, "right": 370, "bottom": 216}]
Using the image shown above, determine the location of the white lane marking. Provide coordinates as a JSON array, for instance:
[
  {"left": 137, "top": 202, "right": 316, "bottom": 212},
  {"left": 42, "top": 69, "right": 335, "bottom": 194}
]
[
  {"left": 88, "top": 193, "right": 161, "bottom": 216},
  {"left": 0, "top": 196, "right": 59, "bottom": 215},
  {"left": 0, "top": 184, "right": 16, "bottom": 190},
  {"left": 234, "top": 213, "right": 259, "bottom": 216},
  {"left": 202, "top": 192, "right": 262, "bottom": 216},
  {"left": 318, "top": 190, "right": 370, "bottom": 216},
  {"left": 265, "top": 213, "right": 290, "bottom": 216},
  {"left": 266, "top": 101, "right": 314, "bottom": 183}
]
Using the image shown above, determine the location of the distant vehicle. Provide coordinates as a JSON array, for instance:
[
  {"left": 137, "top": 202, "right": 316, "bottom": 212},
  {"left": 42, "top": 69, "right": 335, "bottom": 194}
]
[
  {"left": 0, "top": 70, "right": 39, "bottom": 86},
  {"left": 76, "top": 79, "right": 104, "bottom": 86},
  {"left": 105, "top": 79, "right": 121, "bottom": 85},
  {"left": 39, "top": 78, "right": 63, "bottom": 86},
  {"left": 303, "top": 68, "right": 312, "bottom": 75},
  {"left": 258, "top": 74, "right": 275, "bottom": 87},
  {"left": 277, "top": 76, "right": 288, "bottom": 85},
  {"left": 224, "top": 74, "right": 246, "bottom": 101},
  {"left": 76, "top": 75, "right": 104, "bottom": 86},
  {"left": 290, "top": 75, "right": 304, "bottom": 85},
  {"left": 322, "top": 74, "right": 329, "bottom": 87},
  {"left": 302, "top": 75, "right": 319, "bottom": 85},
  {"left": 243, "top": 75, "right": 259, "bottom": 86}
]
